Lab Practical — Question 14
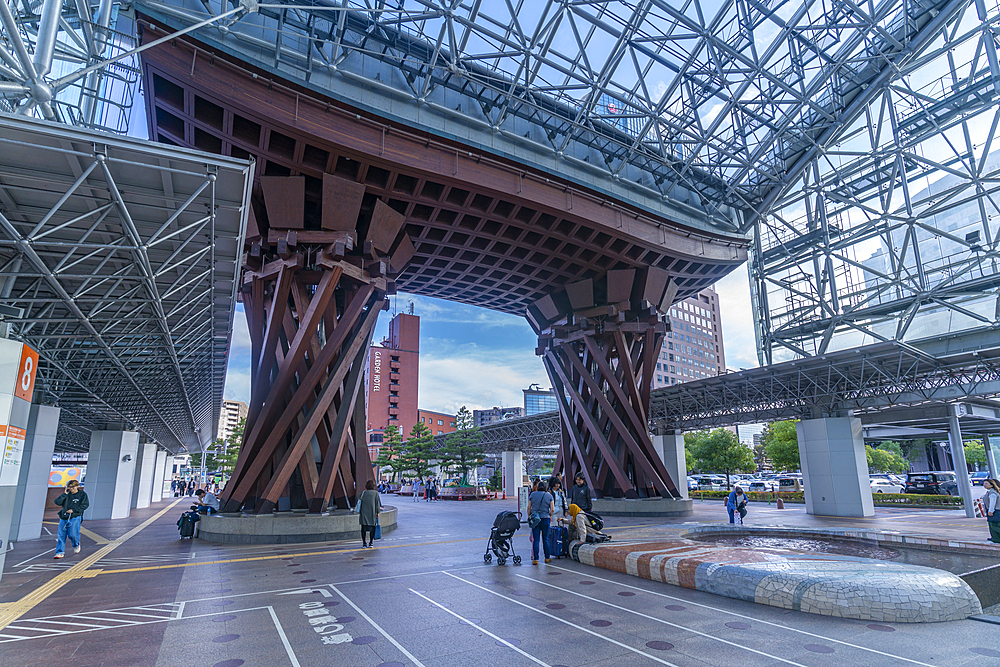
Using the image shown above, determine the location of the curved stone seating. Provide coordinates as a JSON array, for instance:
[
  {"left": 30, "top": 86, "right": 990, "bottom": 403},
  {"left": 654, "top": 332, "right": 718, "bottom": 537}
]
[
  {"left": 197, "top": 506, "right": 398, "bottom": 544},
  {"left": 571, "top": 524, "right": 984, "bottom": 622}
]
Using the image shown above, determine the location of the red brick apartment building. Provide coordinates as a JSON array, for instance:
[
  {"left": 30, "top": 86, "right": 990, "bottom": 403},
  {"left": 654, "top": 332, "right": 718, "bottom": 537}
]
[
  {"left": 366, "top": 312, "right": 419, "bottom": 462},
  {"left": 417, "top": 409, "right": 457, "bottom": 437}
]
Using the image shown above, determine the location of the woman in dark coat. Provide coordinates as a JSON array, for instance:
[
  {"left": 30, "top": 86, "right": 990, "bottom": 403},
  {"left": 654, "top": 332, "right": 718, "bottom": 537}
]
[{"left": 358, "top": 480, "right": 382, "bottom": 549}]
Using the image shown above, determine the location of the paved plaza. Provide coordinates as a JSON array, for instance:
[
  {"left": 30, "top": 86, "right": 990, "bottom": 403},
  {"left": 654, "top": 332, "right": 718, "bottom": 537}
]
[{"left": 0, "top": 496, "right": 998, "bottom": 667}]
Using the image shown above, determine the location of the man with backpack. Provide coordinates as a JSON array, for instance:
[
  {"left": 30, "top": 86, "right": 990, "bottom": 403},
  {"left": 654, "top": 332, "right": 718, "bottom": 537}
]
[{"left": 53, "top": 480, "right": 89, "bottom": 558}]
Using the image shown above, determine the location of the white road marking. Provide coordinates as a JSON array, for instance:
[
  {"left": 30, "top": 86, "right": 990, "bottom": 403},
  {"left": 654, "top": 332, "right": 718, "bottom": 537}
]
[
  {"left": 330, "top": 585, "right": 427, "bottom": 667},
  {"left": 267, "top": 606, "right": 301, "bottom": 667},
  {"left": 0, "top": 607, "right": 265, "bottom": 643},
  {"left": 13, "top": 548, "right": 55, "bottom": 567},
  {"left": 409, "top": 589, "right": 551, "bottom": 667},
  {"left": 545, "top": 564, "right": 938, "bottom": 666},
  {"left": 518, "top": 574, "right": 808, "bottom": 667},
  {"left": 444, "top": 572, "right": 681, "bottom": 667}
]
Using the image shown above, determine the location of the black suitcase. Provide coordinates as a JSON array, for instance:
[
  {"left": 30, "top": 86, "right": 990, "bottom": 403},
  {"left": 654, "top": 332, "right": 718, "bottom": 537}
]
[
  {"left": 547, "top": 524, "right": 569, "bottom": 558},
  {"left": 177, "top": 511, "right": 199, "bottom": 538}
]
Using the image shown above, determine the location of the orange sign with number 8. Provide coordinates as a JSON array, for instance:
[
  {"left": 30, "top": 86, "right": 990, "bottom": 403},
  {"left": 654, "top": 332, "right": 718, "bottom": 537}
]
[{"left": 14, "top": 344, "right": 38, "bottom": 402}]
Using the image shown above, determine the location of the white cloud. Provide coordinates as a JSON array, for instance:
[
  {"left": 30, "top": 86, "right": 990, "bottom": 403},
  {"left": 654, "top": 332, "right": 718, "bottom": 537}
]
[
  {"left": 223, "top": 365, "right": 251, "bottom": 404},
  {"left": 418, "top": 349, "right": 547, "bottom": 415},
  {"left": 229, "top": 304, "right": 252, "bottom": 356},
  {"left": 714, "top": 262, "right": 760, "bottom": 371}
]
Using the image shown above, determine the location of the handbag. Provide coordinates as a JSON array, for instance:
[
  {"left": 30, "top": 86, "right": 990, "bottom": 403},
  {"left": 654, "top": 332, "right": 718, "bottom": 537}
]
[
  {"left": 354, "top": 495, "right": 362, "bottom": 513},
  {"left": 373, "top": 517, "right": 382, "bottom": 540},
  {"left": 528, "top": 511, "right": 541, "bottom": 529}
]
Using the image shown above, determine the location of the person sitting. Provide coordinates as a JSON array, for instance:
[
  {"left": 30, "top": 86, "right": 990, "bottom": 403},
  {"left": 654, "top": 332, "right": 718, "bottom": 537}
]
[
  {"left": 194, "top": 489, "right": 220, "bottom": 514},
  {"left": 560, "top": 503, "right": 610, "bottom": 543}
]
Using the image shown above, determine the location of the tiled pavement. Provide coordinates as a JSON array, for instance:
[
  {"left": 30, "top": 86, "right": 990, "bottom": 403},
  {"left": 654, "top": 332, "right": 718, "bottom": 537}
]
[{"left": 0, "top": 496, "right": 998, "bottom": 666}]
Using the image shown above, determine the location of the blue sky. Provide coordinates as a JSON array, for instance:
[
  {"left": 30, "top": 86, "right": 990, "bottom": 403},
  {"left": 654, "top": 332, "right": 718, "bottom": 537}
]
[{"left": 223, "top": 263, "right": 759, "bottom": 414}]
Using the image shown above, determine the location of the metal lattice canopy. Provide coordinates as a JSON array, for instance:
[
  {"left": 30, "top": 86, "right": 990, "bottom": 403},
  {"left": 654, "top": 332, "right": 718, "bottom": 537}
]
[
  {"left": 4, "top": 0, "right": 1000, "bottom": 375},
  {"left": 0, "top": 114, "right": 252, "bottom": 452}
]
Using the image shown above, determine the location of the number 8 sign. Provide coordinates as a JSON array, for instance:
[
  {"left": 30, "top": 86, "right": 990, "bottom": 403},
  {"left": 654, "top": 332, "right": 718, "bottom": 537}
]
[{"left": 14, "top": 344, "right": 38, "bottom": 402}]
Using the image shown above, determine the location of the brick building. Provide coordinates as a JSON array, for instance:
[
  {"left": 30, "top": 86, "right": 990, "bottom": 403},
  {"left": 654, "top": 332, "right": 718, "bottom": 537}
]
[
  {"left": 366, "top": 312, "right": 419, "bottom": 463},
  {"left": 417, "top": 409, "right": 457, "bottom": 437}
]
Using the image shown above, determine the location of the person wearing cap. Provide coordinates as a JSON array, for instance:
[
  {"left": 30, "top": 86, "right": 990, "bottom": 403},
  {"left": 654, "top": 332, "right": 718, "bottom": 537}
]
[{"left": 726, "top": 485, "right": 748, "bottom": 524}]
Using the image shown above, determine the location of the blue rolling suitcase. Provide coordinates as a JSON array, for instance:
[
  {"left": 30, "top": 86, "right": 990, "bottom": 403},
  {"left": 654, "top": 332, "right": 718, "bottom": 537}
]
[{"left": 547, "top": 524, "right": 569, "bottom": 558}]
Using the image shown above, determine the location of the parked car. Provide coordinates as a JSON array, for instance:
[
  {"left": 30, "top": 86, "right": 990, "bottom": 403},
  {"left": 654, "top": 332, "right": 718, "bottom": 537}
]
[
  {"left": 904, "top": 471, "right": 958, "bottom": 495},
  {"left": 748, "top": 479, "right": 776, "bottom": 493},
  {"left": 971, "top": 471, "right": 990, "bottom": 486},
  {"left": 687, "top": 476, "right": 700, "bottom": 491},
  {"left": 870, "top": 478, "right": 904, "bottom": 494},
  {"left": 776, "top": 476, "right": 803, "bottom": 492},
  {"left": 693, "top": 475, "right": 722, "bottom": 491}
]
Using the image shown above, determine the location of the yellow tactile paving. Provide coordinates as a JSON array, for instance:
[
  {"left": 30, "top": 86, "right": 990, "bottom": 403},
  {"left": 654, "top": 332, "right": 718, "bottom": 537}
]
[{"left": 0, "top": 499, "right": 183, "bottom": 631}]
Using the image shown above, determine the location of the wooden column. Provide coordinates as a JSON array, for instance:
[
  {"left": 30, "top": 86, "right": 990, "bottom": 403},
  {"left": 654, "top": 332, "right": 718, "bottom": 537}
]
[
  {"left": 529, "top": 269, "right": 680, "bottom": 499},
  {"left": 221, "top": 175, "right": 413, "bottom": 513}
]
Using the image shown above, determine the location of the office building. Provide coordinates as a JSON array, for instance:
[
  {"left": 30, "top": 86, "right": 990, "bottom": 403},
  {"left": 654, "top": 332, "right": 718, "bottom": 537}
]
[
  {"left": 473, "top": 406, "right": 523, "bottom": 427},
  {"left": 417, "top": 409, "right": 457, "bottom": 437},
  {"left": 523, "top": 385, "right": 559, "bottom": 415},
  {"left": 366, "top": 312, "right": 420, "bottom": 462},
  {"left": 653, "top": 286, "right": 726, "bottom": 388},
  {"left": 217, "top": 400, "right": 248, "bottom": 441}
]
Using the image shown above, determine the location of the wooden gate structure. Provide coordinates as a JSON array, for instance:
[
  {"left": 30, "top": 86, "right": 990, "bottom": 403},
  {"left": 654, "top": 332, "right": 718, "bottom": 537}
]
[
  {"left": 529, "top": 269, "right": 682, "bottom": 499},
  {"left": 138, "top": 28, "right": 748, "bottom": 513},
  {"left": 221, "top": 175, "right": 414, "bottom": 513}
]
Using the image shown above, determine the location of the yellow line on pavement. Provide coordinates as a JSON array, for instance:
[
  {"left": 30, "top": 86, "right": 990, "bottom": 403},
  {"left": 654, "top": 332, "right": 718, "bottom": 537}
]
[
  {"left": 92, "top": 536, "right": 491, "bottom": 575},
  {"left": 84, "top": 522, "right": 659, "bottom": 576},
  {"left": 0, "top": 499, "right": 183, "bottom": 631},
  {"left": 80, "top": 526, "right": 111, "bottom": 545}
]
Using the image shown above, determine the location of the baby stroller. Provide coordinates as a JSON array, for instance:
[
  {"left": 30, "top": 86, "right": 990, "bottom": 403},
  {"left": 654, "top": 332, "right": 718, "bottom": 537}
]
[{"left": 484, "top": 510, "right": 522, "bottom": 565}]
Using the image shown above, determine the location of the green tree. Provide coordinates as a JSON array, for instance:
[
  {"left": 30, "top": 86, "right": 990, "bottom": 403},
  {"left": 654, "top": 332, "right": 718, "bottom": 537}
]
[
  {"left": 215, "top": 418, "right": 244, "bottom": 477},
  {"left": 373, "top": 425, "right": 408, "bottom": 481},
  {"left": 690, "top": 428, "right": 756, "bottom": 488},
  {"left": 964, "top": 439, "right": 987, "bottom": 467},
  {"left": 762, "top": 420, "right": 800, "bottom": 471},
  {"left": 440, "top": 406, "right": 485, "bottom": 485},
  {"left": 684, "top": 431, "right": 709, "bottom": 473},
  {"left": 866, "top": 445, "right": 908, "bottom": 474},
  {"left": 398, "top": 422, "right": 436, "bottom": 481},
  {"left": 486, "top": 469, "right": 502, "bottom": 491}
]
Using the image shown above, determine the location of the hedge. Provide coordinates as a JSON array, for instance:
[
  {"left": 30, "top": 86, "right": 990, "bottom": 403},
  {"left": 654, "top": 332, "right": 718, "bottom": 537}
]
[{"left": 690, "top": 490, "right": 964, "bottom": 506}]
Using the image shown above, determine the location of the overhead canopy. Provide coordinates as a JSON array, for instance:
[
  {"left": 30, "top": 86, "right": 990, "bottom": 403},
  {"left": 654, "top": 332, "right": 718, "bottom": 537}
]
[{"left": 0, "top": 114, "right": 252, "bottom": 453}]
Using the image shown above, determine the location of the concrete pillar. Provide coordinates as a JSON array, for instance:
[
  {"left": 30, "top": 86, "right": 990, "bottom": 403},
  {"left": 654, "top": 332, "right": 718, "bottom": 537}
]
[
  {"left": 84, "top": 430, "right": 139, "bottom": 520},
  {"left": 501, "top": 450, "right": 523, "bottom": 498},
  {"left": 151, "top": 450, "right": 167, "bottom": 503},
  {"left": 163, "top": 455, "right": 174, "bottom": 497},
  {"left": 986, "top": 436, "right": 999, "bottom": 480},
  {"left": 10, "top": 404, "right": 60, "bottom": 541},
  {"left": 947, "top": 408, "right": 975, "bottom": 518},
  {"left": 130, "top": 442, "right": 157, "bottom": 509},
  {"left": 796, "top": 416, "right": 874, "bottom": 517},
  {"left": 651, "top": 432, "right": 688, "bottom": 498},
  {"left": 0, "top": 339, "right": 38, "bottom": 579}
]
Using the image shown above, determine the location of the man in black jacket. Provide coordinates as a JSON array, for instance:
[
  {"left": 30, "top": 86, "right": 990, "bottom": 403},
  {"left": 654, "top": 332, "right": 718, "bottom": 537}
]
[
  {"left": 53, "top": 480, "right": 89, "bottom": 558},
  {"left": 569, "top": 474, "right": 592, "bottom": 512}
]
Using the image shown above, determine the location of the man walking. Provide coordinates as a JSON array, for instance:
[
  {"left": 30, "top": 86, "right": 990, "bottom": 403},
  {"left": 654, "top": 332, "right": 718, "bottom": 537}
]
[{"left": 53, "top": 480, "right": 89, "bottom": 559}]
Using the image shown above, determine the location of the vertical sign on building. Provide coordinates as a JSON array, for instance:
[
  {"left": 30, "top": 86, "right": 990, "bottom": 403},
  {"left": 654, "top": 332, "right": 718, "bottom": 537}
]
[
  {"left": 0, "top": 340, "right": 36, "bottom": 485},
  {"left": 0, "top": 338, "right": 38, "bottom": 570}
]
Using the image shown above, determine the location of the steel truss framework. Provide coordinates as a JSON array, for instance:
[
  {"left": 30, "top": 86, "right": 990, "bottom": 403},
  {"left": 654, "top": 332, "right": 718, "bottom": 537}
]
[
  {"left": 0, "top": 114, "right": 251, "bottom": 452},
  {"left": 6, "top": 0, "right": 1000, "bottom": 445},
  {"left": 460, "top": 331, "right": 1000, "bottom": 442},
  {"left": 753, "top": 0, "right": 1000, "bottom": 363}
]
